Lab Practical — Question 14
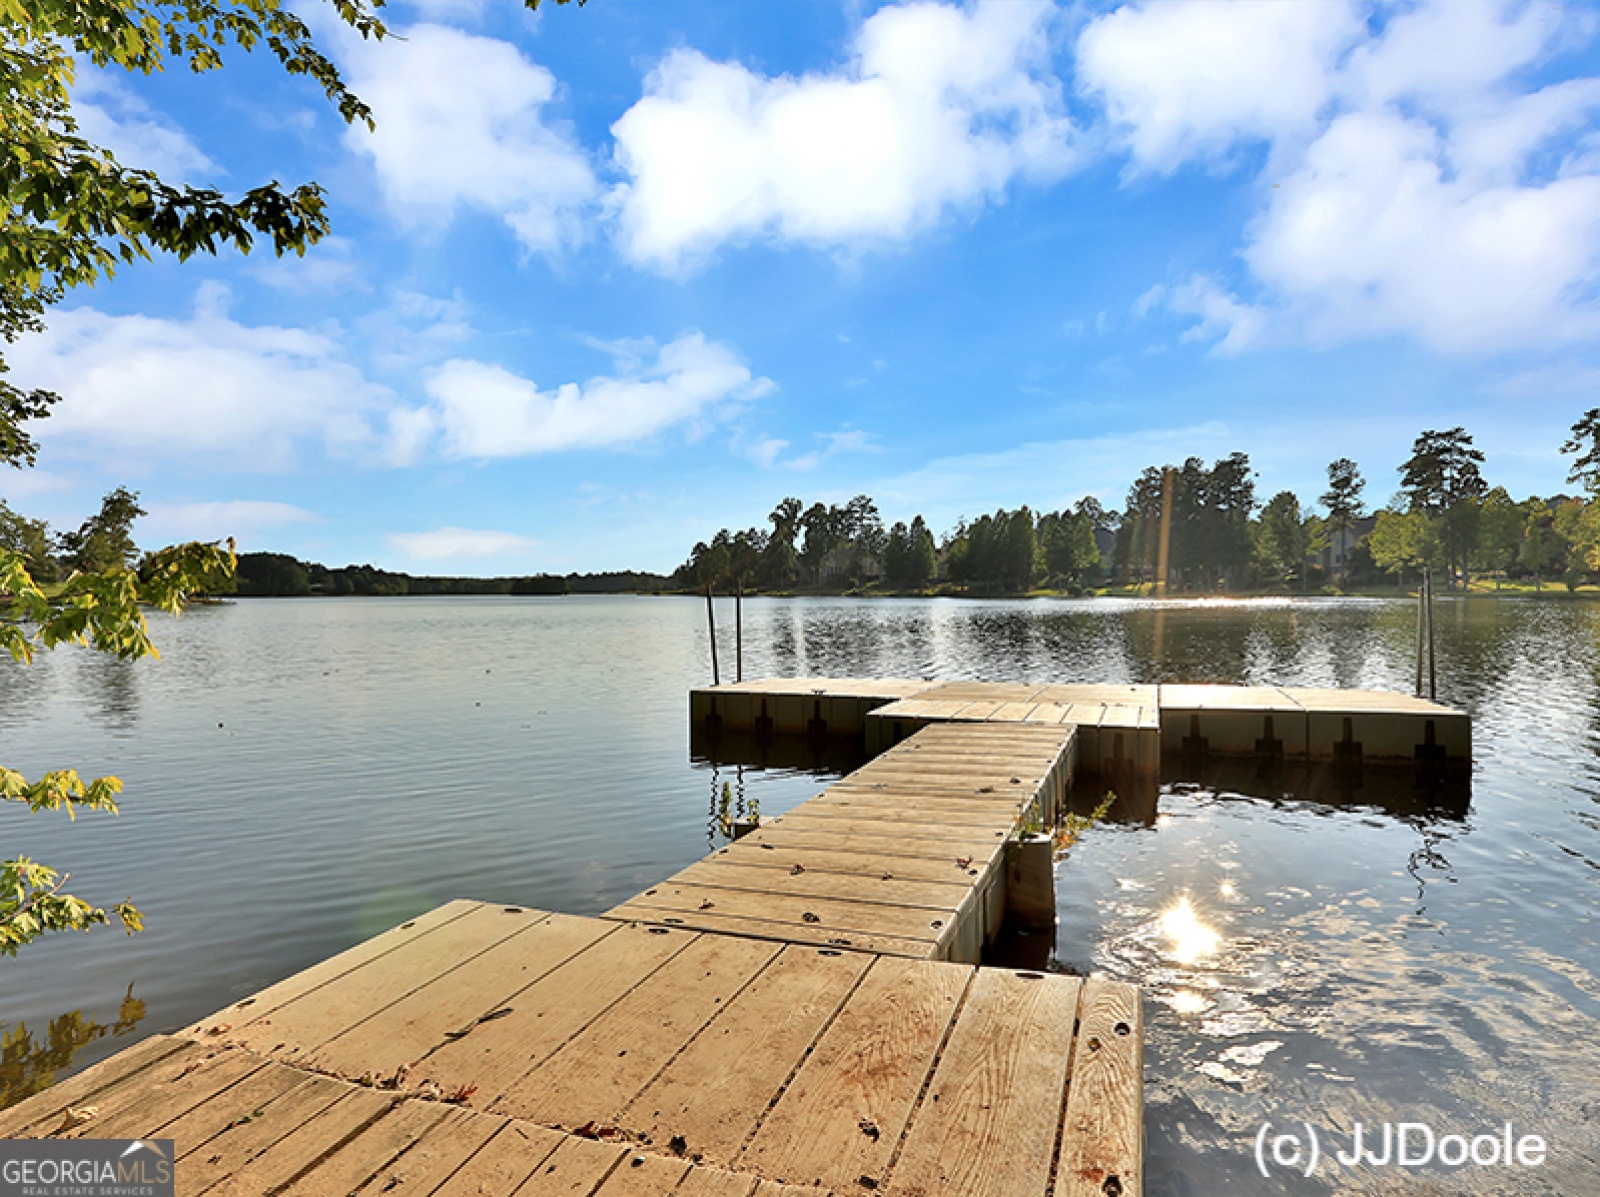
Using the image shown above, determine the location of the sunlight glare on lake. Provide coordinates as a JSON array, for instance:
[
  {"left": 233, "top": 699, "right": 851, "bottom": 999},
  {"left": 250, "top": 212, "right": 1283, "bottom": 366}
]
[{"left": 1160, "top": 896, "right": 1221, "bottom": 965}]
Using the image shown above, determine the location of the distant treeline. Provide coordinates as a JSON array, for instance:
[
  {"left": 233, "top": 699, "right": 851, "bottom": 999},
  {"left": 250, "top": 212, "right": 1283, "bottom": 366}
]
[
  {"left": 232, "top": 554, "right": 668, "bottom": 597},
  {"left": 672, "top": 416, "right": 1600, "bottom": 595}
]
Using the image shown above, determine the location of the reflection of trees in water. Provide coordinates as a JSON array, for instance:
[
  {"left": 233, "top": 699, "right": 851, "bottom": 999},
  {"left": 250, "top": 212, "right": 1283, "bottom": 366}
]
[
  {"left": 72, "top": 651, "right": 141, "bottom": 733},
  {"left": 0, "top": 985, "right": 146, "bottom": 1111}
]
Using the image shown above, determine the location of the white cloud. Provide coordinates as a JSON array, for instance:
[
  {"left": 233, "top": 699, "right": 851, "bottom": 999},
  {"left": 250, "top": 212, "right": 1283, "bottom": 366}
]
[
  {"left": 142, "top": 500, "right": 320, "bottom": 544},
  {"left": 610, "top": 0, "right": 1077, "bottom": 272},
  {"left": 338, "top": 22, "right": 598, "bottom": 252},
  {"left": 1077, "top": 1, "right": 1362, "bottom": 174},
  {"left": 1089, "top": 0, "right": 1600, "bottom": 356},
  {"left": 389, "top": 526, "right": 538, "bottom": 561},
  {"left": 397, "top": 333, "right": 774, "bottom": 461},
  {"left": 10, "top": 295, "right": 396, "bottom": 470},
  {"left": 1247, "top": 109, "right": 1600, "bottom": 353},
  {"left": 71, "top": 66, "right": 217, "bottom": 178}
]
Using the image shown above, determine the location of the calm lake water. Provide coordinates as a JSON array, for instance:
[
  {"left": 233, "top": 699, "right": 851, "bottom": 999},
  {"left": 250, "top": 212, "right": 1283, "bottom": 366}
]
[{"left": 3, "top": 595, "right": 1598, "bottom": 1193}]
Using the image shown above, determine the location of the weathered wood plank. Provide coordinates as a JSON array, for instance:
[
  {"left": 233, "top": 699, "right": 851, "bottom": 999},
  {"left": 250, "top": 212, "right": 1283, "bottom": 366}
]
[
  {"left": 0, "top": 1034, "right": 194, "bottom": 1138},
  {"left": 202, "top": 1086, "right": 397, "bottom": 1197},
  {"left": 889, "top": 969, "right": 1083, "bottom": 1197},
  {"left": 413, "top": 922, "right": 699, "bottom": 1105},
  {"left": 602, "top": 905, "right": 936, "bottom": 958},
  {"left": 148, "top": 1056, "right": 309, "bottom": 1152},
  {"left": 1054, "top": 976, "right": 1144, "bottom": 1197},
  {"left": 56, "top": 1047, "right": 267, "bottom": 1143},
  {"left": 619, "top": 944, "right": 870, "bottom": 1168},
  {"left": 605, "top": 882, "right": 944, "bottom": 945},
  {"left": 174, "top": 1074, "right": 350, "bottom": 1194},
  {"left": 284, "top": 1096, "right": 456, "bottom": 1196},
  {"left": 588, "top": 1152, "right": 692, "bottom": 1196},
  {"left": 738, "top": 956, "right": 969, "bottom": 1191},
  {"left": 673, "top": 859, "right": 969, "bottom": 911},
  {"left": 738, "top": 825, "right": 1004, "bottom": 865},
  {"left": 703, "top": 845, "right": 987, "bottom": 886},
  {"left": 349, "top": 1106, "right": 506, "bottom": 1196},
  {"left": 184, "top": 901, "right": 481, "bottom": 1037},
  {"left": 431, "top": 1119, "right": 568, "bottom": 1197},
  {"left": 515, "top": 1135, "right": 630, "bottom": 1195},
  {"left": 308, "top": 913, "right": 617, "bottom": 1080},
  {"left": 495, "top": 932, "right": 782, "bottom": 1129},
  {"left": 213, "top": 904, "right": 550, "bottom": 1058}
]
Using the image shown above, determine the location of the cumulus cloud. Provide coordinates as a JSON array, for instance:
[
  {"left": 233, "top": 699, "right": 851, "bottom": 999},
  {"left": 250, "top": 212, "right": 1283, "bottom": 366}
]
[
  {"left": 10, "top": 292, "right": 396, "bottom": 470},
  {"left": 1090, "top": 0, "right": 1600, "bottom": 356},
  {"left": 393, "top": 333, "right": 775, "bottom": 462},
  {"left": 1078, "top": 1, "right": 1363, "bottom": 174},
  {"left": 338, "top": 22, "right": 598, "bottom": 252},
  {"left": 389, "top": 526, "right": 538, "bottom": 560},
  {"left": 610, "top": 0, "right": 1077, "bottom": 271}
]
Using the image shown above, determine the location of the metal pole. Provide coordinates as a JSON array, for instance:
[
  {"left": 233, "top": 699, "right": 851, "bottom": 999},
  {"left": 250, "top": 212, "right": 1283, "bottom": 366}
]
[
  {"left": 735, "top": 580, "right": 743, "bottom": 683},
  {"left": 1426, "top": 567, "right": 1438, "bottom": 702},
  {"left": 705, "top": 585, "right": 720, "bottom": 686}
]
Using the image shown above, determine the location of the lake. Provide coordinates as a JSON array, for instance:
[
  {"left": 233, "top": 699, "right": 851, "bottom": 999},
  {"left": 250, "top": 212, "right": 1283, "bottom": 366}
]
[{"left": 2, "top": 595, "right": 1597, "bottom": 1193}]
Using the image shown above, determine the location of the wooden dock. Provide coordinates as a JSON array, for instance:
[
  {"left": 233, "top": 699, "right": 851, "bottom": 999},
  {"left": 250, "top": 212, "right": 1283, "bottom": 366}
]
[
  {"left": 693, "top": 678, "right": 1470, "bottom": 776},
  {"left": 3, "top": 697, "right": 1148, "bottom": 1196},
  {"left": 609, "top": 720, "right": 1076, "bottom": 962},
  {"left": 4, "top": 902, "right": 1142, "bottom": 1196}
]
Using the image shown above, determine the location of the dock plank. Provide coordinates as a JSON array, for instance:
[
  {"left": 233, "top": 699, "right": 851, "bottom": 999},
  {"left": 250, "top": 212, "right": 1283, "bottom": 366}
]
[
  {"left": 307, "top": 912, "right": 617, "bottom": 1080},
  {"left": 515, "top": 1135, "right": 628, "bottom": 1195},
  {"left": 738, "top": 956, "right": 969, "bottom": 1191},
  {"left": 286, "top": 1096, "right": 455, "bottom": 1195},
  {"left": 606, "top": 881, "right": 945, "bottom": 945},
  {"left": 349, "top": 1106, "right": 506, "bottom": 1196},
  {"left": 494, "top": 932, "right": 782, "bottom": 1129},
  {"left": 0, "top": 1034, "right": 193, "bottom": 1138},
  {"left": 619, "top": 944, "right": 871, "bottom": 1167},
  {"left": 674, "top": 858, "right": 969, "bottom": 910},
  {"left": 212, "top": 905, "right": 551, "bottom": 1058},
  {"left": 185, "top": 900, "right": 481, "bottom": 1038},
  {"left": 1054, "top": 976, "right": 1144, "bottom": 1197},
  {"left": 59, "top": 1046, "right": 268, "bottom": 1143},
  {"left": 201, "top": 1085, "right": 397, "bottom": 1197},
  {"left": 602, "top": 905, "right": 938, "bottom": 957},
  {"left": 413, "top": 922, "right": 699, "bottom": 1106},
  {"left": 174, "top": 1073, "right": 349, "bottom": 1194},
  {"left": 431, "top": 1119, "right": 567, "bottom": 1197},
  {"left": 889, "top": 969, "right": 1083, "bottom": 1197}
]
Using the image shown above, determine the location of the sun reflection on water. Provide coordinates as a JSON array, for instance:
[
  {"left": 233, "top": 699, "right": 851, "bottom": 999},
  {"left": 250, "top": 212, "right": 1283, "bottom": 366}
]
[{"left": 1159, "top": 896, "right": 1222, "bottom": 964}]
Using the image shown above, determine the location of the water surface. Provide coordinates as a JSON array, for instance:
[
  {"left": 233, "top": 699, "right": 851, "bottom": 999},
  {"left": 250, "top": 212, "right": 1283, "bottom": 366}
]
[{"left": 2, "top": 595, "right": 1596, "bottom": 1192}]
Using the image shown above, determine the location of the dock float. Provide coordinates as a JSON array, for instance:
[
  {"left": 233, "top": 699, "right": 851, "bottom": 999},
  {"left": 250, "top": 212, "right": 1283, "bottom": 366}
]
[
  {"left": 692, "top": 678, "right": 1471, "bottom": 777},
  {"left": 3, "top": 902, "right": 1143, "bottom": 1196}
]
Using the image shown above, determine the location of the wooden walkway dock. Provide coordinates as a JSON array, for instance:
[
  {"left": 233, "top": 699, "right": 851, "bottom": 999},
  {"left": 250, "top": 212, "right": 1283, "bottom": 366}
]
[
  {"left": 609, "top": 720, "right": 1076, "bottom": 961},
  {"left": 4, "top": 902, "right": 1142, "bottom": 1197}
]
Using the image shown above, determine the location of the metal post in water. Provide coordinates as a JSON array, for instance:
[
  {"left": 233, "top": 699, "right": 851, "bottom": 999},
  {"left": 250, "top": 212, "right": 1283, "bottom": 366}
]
[
  {"left": 705, "top": 585, "right": 720, "bottom": 686},
  {"left": 735, "top": 580, "right": 744, "bottom": 683}
]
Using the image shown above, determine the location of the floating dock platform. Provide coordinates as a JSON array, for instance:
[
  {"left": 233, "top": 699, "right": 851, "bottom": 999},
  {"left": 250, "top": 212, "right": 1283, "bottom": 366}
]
[
  {"left": 3, "top": 684, "right": 1157, "bottom": 1196},
  {"left": 8, "top": 677, "right": 1464, "bottom": 1194},
  {"left": 692, "top": 678, "right": 1470, "bottom": 778}
]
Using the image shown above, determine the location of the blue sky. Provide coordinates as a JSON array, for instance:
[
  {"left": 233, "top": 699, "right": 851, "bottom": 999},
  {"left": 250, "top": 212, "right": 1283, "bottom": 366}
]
[{"left": 10, "top": 0, "right": 1600, "bottom": 574}]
